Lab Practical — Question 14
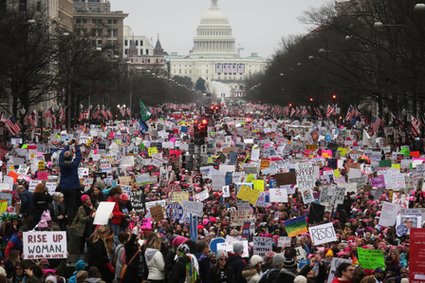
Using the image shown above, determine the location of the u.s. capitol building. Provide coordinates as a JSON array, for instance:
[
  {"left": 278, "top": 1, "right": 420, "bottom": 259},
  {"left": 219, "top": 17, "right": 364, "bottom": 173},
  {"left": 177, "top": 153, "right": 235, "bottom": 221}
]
[{"left": 168, "top": 0, "right": 267, "bottom": 99}]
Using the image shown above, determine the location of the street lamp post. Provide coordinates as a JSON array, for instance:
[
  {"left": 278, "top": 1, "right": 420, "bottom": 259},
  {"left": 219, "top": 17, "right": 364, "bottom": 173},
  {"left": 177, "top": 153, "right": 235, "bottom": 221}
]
[{"left": 38, "top": 106, "right": 44, "bottom": 142}]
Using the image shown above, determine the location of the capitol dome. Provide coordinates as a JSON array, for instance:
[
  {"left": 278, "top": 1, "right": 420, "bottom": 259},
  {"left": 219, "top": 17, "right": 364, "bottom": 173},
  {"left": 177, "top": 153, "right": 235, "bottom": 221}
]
[{"left": 191, "top": 0, "right": 237, "bottom": 58}]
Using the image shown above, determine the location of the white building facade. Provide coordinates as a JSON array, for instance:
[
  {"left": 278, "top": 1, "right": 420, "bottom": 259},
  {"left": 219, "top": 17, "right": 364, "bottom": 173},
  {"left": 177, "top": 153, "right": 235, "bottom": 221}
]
[{"left": 168, "top": 0, "right": 267, "bottom": 99}]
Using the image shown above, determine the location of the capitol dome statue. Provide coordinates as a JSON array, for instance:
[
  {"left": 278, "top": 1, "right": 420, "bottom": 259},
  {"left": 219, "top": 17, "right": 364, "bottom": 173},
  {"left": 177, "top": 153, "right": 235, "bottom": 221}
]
[{"left": 191, "top": 0, "right": 237, "bottom": 58}]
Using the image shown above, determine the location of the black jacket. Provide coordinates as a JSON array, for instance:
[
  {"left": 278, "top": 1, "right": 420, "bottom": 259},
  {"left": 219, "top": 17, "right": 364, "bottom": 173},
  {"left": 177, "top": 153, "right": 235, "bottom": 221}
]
[
  {"left": 207, "top": 265, "right": 235, "bottom": 283},
  {"left": 227, "top": 254, "right": 247, "bottom": 283}
]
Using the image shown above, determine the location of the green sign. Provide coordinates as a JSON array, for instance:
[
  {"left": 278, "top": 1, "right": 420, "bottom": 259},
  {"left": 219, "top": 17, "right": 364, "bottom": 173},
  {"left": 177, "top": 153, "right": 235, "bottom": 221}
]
[{"left": 357, "top": 248, "right": 385, "bottom": 270}]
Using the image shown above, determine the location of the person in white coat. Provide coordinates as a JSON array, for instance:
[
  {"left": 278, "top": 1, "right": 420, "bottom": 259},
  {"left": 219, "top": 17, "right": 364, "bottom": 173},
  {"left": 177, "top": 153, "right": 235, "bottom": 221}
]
[{"left": 144, "top": 235, "right": 165, "bottom": 283}]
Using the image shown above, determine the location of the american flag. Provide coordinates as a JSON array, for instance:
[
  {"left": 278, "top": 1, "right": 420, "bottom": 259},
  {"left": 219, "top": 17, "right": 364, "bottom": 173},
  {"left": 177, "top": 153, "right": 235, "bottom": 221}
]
[
  {"left": 411, "top": 115, "right": 422, "bottom": 137},
  {"left": 290, "top": 108, "right": 296, "bottom": 117},
  {"left": 106, "top": 109, "right": 113, "bottom": 120},
  {"left": 127, "top": 108, "right": 131, "bottom": 118},
  {"left": 79, "top": 110, "right": 89, "bottom": 121},
  {"left": 390, "top": 112, "right": 405, "bottom": 130},
  {"left": 1, "top": 114, "right": 21, "bottom": 136},
  {"left": 326, "top": 105, "right": 335, "bottom": 118},
  {"left": 58, "top": 107, "right": 65, "bottom": 123},
  {"left": 101, "top": 109, "right": 108, "bottom": 120},
  {"left": 314, "top": 107, "right": 322, "bottom": 118},
  {"left": 371, "top": 116, "right": 382, "bottom": 134},
  {"left": 92, "top": 107, "right": 100, "bottom": 120},
  {"left": 345, "top": 105, "right": 355, "bottom": 121}
]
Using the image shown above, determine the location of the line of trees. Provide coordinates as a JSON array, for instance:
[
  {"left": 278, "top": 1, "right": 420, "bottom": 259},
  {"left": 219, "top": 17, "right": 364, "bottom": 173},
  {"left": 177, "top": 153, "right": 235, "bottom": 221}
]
[{"left": 245, "top": 0, "right": 425, "bottom": 118}]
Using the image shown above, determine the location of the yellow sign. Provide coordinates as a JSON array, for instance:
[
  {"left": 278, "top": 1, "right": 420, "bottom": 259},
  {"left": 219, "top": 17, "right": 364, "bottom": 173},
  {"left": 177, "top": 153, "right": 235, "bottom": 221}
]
[
  {"left": 337, "top": 147, "right": 348, "bottom": 157},
  {"left": 237, "top": 186, "right": 260, "bottom": 205},
  {"left": 391, "top": 164, "right": 401, "bottom": 170},
  {"left": 170, "top": 191, "right": 189, "bottom": 204},
  {"left": 148, "top": 147, "right": 158, "bottom": 157},
  {"left": 119, "top": 176, "right": 133, "bottom": 186},
  {"left": 0, "top": 200, "right": 7, "bottom": 214},
  {"left": 38, "top": 161, "right": 46, "bottom": 171},
  {"left": 260, "top": 159, "right": 270, "bottom": 170},
  {"left": 333, "top": 169, "right": 341, "bottom": 179},
  {"left": 245, "top": 174, "right": 256, "bottom": 183},
  {"left": 306, "top": 144, "right": 318, "bottom": 150},
  {"left": 252, "top": 180, "right": 265, "bottom": 192}
]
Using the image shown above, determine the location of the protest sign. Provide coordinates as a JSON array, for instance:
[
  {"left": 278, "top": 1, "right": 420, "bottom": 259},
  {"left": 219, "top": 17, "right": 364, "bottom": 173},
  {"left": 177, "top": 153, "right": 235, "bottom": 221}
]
[
  {"left": 327, "top": 258, "right": 352, "bottom": 283},
  {"left": 284, "top": 215, "right": 308, "bottom": 237},
  {"left": 237, "top": 185, "right": 260, "bottom": 205},
  {"left": 379, "top": 202, "right": 400, "bottom": 227},
  {"left": 222, "top": 185, "right": 230, "bottom": 198},
  {"left": 295, "top": 246, "right": 307, "bottom": 261},
  {"left": 295, "top": 162, "right": 315, "bottom": 190},
  {"left": 23, "top": 231, "right": 67, "bottom": 259},
  {"left": 319, "top": 186, "right": 335, "bottom": 206},
  {"left": 194, "top": 190, "right": 209, "bottom": 202},
  {"left": 166, "top": 202, "right": 184, "bottom": 222},
  {"left": 253, "top": 237, "right": 273, "bottom": 257},
  {"left": 409, "top": 228, "right": 425, "bottom": 283},
  {"left": 93, "top": 202, "right": 115, "bottom": 225},
  {"left": 278, "top": 236, "right": 292, "bottom": 248},
  {"left": 150, "top": 205, "right": 165, "bottom": 222},
  {"left": 308, "top": 222, "right": 337, "bottom": 245},
  {"left": 170, "top": 191, "right": 189, "bottom": 204},
  {"left": 269, "top": 187, "right": 288, "bottom": 203},
  {"left": 300, "top": 188, "right": 314, "bottom": 204},
  {"left": 357, "top": 248, "right": 385, "bottom": 270},
  {"left": 181, "top": 200, "right": 204, "bottom": 217},
  {"left": 141, "top": 218, "right": 152, "bottom": 230},
  {"left": 230, "top": 210, "right": 254, "bottom": 227}
]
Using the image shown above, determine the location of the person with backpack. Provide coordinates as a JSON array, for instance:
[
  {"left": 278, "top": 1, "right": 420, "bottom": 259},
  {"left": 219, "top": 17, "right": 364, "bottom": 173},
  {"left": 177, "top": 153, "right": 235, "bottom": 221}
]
[
  {"left": 113, "top": 232, "right": 129, "bottom": 282},
  {"left": 227, "top": 243, "right": 247, "bottom": 283}
]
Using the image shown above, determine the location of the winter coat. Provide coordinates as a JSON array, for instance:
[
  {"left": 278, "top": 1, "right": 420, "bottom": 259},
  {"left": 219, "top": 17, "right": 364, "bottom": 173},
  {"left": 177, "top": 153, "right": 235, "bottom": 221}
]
[
  {"left": 122, "top": 234, "right": 141, "bottom": 283},
  {"left": 227, "top": 254, "right": 247, "bottom": 283},
  {"left": 18, "top": 190, "right": 33, "bottom": 215},
  {"left": 242, "top": 267, "right": 261, "bottom": 283},
  {"left": 106, "top": 197, "right": 123, "bottom": 225},
  {"left": 59, "top": 145, "right": 81, "bottom": 190},
  {"left": 145, "top": 248, "right": 165, "bottom": 280},
  {"left": 49, "top": 200, "right": 67, "bottom": 230},
  {"left": 207, "top": 265, "right": 235, "bottom": 283},
  {"left": 32, "top": 192, "right": 53, "bottom": 214},
  {"left": 86, "top": 239, "right": 114, "bottom": 283},
  {"left": 69, "top": 205, "right": 93, "bottom": 237}
]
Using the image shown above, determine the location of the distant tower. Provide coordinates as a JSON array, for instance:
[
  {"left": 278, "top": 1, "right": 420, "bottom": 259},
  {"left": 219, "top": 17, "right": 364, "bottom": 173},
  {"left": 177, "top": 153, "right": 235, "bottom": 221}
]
[
  {"left": 154, "top": 34, "right": 164, "bottom": 56},
  {"left": 128, "top": 35, "right": 138, "bottom": 57}
]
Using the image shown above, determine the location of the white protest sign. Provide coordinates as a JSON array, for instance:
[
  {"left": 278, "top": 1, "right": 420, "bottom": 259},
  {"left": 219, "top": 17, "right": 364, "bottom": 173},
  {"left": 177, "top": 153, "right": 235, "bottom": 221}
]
[
  {"left": 181, "top": 200, "right": 203, "bottom": 216},
  {"left": 334, "top": 187, "right": 346, "bottom": 206},
  {"left": 278, "top": 236, "right": 292, "bottom": 248},
  {"left": 327, "top": 258, "right": 352, "bottom": 283},
  {"left": 253, "top": 237, "right": 273, "bottom": 257},
  {"left": 45, "top": 182, "right": 57, "bottom": 194},
  {"left": 219, "top": 239, "right": 249, "bottom": 258},
  {"left": 145, "top": 200, "right": 167, "bottom": 210},
  {"left": 295, "top": 246, "right": 307, "bottom": 261},
  {"left": 194, "top": 190, "right": 209, "bottom": 202},
  {"left": 222, "top": 186, "right": 230, "bottom": 198},
  {"left": 23, "top": 231, "right": 67, "bottom": 259},
  {"left": 308, "top": 222, "right": 337, "bottom": 245},
  {"left": 219, "top": 164, "right": 236, "bottom": 173},
  {"left": 269, "top": 188, "right": 288, "bottom": 203},
  {"left": 78, "top": 168, "right": 89, "bottom": 178},
  {"left": 251, "top": 147, "right": 260, "bottom": 161},
  {"left": 93, "top": 202, "right": 115, "bottom": 225},
  {"left": 295, "top": 162, "right": 315, "bottom": 190},
  {"left": 379, "top": 202, "right": 400, "bottom": 227}
]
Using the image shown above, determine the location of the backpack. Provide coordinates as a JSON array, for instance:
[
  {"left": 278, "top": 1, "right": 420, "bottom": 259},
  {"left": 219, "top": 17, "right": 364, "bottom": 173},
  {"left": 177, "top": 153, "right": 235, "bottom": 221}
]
[{"left": 258, "top": 268, "right": 280, "bottom": 283}]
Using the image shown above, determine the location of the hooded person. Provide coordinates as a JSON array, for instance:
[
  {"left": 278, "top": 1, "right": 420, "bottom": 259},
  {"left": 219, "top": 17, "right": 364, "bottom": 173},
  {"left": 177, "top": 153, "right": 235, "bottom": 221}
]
[
  {"left": 59, "top": 139, "right": 82, "bottom": 222},
  {"left": 169, "top": 243, "right": 199, "bottom": 283},
  {"left": 144, "top": 235, "right": 166, "bottom": 282}
]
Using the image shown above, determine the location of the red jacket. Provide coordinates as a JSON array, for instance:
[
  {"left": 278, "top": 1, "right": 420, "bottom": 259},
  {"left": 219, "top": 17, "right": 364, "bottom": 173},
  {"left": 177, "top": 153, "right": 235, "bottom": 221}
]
[{"left": 107, "top": 197, "right": 123, "bottom": 225}]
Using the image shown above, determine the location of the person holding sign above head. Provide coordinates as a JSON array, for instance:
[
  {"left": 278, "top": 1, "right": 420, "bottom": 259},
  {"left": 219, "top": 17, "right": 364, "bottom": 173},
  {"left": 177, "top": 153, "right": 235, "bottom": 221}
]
[
  {"left": 332, "top": 263, "right": 354, "bottom": 283},
  {"left": 59, "top": 139, "right": 82, "bottom": 223}
]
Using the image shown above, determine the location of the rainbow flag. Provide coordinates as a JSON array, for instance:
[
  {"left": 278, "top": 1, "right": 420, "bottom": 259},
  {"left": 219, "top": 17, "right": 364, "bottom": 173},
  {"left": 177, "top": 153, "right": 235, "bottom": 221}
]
[{"left": 284, "top": 215, "right": 308, "bottom": 237}]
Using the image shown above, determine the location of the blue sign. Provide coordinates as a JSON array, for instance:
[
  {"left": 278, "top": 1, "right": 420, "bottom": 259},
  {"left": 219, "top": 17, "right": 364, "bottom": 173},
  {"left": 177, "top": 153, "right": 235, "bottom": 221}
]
[
  {"left": 209, "top": 237, "right": 225, "bottom": 254},
  {"left": 166, "top": 202, "right": 184, "bottom": 222},
  {"left": 190, "top": 213, "right": 198, "bottom": 242}
]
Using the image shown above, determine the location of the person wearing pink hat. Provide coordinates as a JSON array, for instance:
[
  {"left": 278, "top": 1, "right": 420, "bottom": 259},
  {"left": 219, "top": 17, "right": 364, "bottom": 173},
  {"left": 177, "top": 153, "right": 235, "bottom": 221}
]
[{"left": 68, "top": 194, "right": 95, "bottom": 258}]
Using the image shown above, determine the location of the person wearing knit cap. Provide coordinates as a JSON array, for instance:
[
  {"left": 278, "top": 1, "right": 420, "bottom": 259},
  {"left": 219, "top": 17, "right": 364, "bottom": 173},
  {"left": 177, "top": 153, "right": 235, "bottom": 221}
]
[
  {"left": 242, "top": 255, "right": 263, "bottom": 283},
  {"left": 259, "top": 254, "right": 296, "bottom": 283},
  {"left": 227, "top": 243, "right": 247, "bottom": 283}
]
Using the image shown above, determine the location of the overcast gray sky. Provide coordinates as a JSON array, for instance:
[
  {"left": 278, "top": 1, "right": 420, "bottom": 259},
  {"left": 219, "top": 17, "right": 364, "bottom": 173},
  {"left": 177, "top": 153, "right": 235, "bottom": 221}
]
[{"left": 111, "top": 0, "right": 333, "bottom": 58}]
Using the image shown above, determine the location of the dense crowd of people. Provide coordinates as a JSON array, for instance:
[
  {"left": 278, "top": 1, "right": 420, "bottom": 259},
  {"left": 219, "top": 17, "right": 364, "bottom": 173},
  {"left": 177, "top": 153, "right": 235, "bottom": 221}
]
[{"left": 0, "top": 103, "right": 419, "bottom": 283}]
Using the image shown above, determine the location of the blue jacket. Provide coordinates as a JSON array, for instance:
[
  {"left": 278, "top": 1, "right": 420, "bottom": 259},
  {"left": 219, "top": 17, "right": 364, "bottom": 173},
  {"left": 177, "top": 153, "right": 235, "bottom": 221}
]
[{"left": 59, "top": 145, "right": 81, "bottom": 190}]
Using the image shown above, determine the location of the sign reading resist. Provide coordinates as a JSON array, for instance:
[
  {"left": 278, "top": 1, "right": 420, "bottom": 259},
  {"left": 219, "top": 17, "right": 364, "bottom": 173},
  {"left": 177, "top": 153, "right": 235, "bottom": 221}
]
[{"left": 308, "top": 222, "right": 337, "bottom": 245}]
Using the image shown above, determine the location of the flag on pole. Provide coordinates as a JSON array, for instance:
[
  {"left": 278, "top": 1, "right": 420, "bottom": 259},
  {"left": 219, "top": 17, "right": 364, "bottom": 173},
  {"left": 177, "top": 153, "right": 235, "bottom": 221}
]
[
  {"left": 411, "top": 115, "right": 422, "bottom": 137},
  {"left": 371, "top": 116, "right": 382, "bottom": 134},
  {"left": 139, "top": 100, "right": 151, "bottom": 122},
  {"left": 101, "top": 109, "right": 108, "bottom": 120},
  {"left": 345, "top": 105, "right": 355, "bottom": 121},
  {"left": 1, "top": 115, "right": 21, "bottom": 136},
  {"left": 390, "top": 112, "right": 405, "bottom": 131},
  {"left": 326, "top": 105, "right": 335, "bottom": 118}
]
